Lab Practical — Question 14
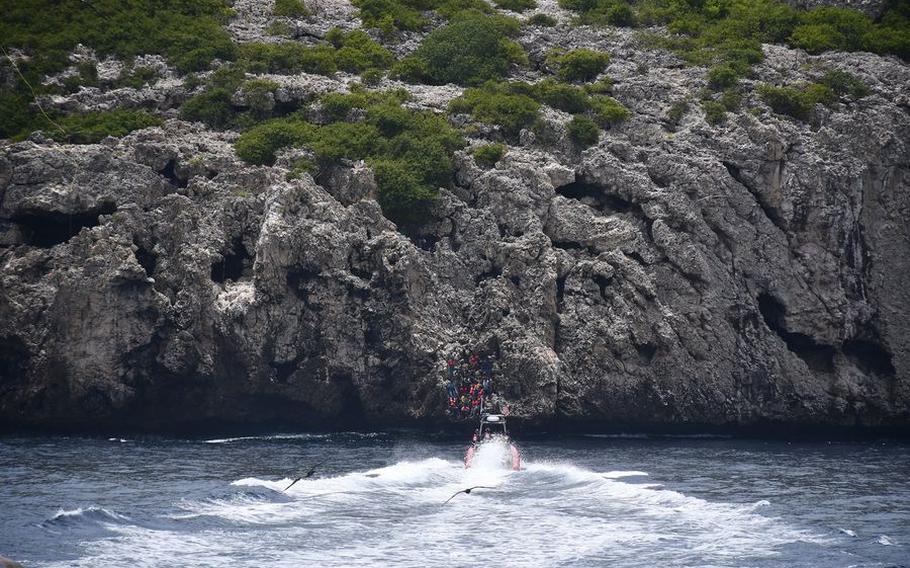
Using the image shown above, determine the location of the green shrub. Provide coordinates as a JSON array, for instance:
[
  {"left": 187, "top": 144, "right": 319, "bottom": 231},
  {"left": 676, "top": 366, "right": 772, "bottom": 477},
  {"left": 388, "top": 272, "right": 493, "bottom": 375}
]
[
  {"left": 818, "top": 69, "right": 869, "bottom": 99},
  {"left": 115, "top": 66, "right": 161, "bottom": 89},
  {"left": 436, "top": 0, "right": 496, "bottom": 20},
  {"left": 557, "top": 0, "right": 635, "bottom": 26},
  {"left": 701, "top": 100, "right": 727, "bottom": 125},
  {"left": 241, "top": 79, "right": 281, "bottom": 119},
  {"left": 44, "top": 110, "right": 162, "bottom": 144},
  {"left": 274, "top": 0, "right": 311, "bottom": 17},
  {"left": 353, "top": 0, "right": 427, "bottom": 32},
  {"left": 362, "top": 68, "right": 385, "bottom": 86},
  {"left": 235, "top": 92, "right": 465, "bottom": 228},
  {"left": 788, "top": 23, "right": 845, "bottom": 53},
  {"left": 396, "top": 15, "right": 526, "bottom": 85},
  {"left": 719, "top": 89, "right": 742, "bottom": 112},
  {"left": 758, "top": 82, "right": 836, "bottom": 121},
  {"left": 0, "top": 90, "right": 36, "bottom": 139},
  {"left": 667, "top": 100, "right": 689, "bottom": 124},
  {"left": 589, "top": 95, "right": 630, "bottom": 126},
  {"left": 235, "top": 120, "right": 316, "bottom": 164},
  {"left": 707, "top": 64, "right": 739, "bottom": 91},
  {"left": 533, "top": 79, "right": 589, "bottom": 113},
  {"left": 333, "top": 30, "right": 394, "bottom": 72},
  {"left": 567, "top": 115, "right": 599, "bottom": 146},
  {"left": 473, "top": 143, "right": 507, "bottom": 166},
  {"left": 239, "top": 42, "right": 338, "bottom": 75},
  {"left": 793, "top": 7, "right": 872, "bottom": 52},
  {"left": 449, "top": 85, "right": 540, "bottom": 135},
  {"left": 584, "top": 76, "right": 613, "bottom": 94},
  {"left": 527, "top": 13, "right": 557, "bottom": 26},
  {"left": 0, "top": 0, "right": 236, "bottom": 75},
  {"left": 180, "top": 87, "right": 237, "bottom": 129},
  {"left": 493, "top": 0, "right": 537, "bottom": 12},
  {"left": 548, "top": 48, "right": 610, "bottom": 82}
]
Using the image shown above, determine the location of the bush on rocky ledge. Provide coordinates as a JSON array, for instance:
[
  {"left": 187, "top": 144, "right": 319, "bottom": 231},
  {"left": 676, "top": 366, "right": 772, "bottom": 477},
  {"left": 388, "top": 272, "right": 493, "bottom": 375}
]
[
  {"left": 547, "top": 48, "right": 611, "bottom": 82},
  {"left": 473, "top": 143, "right": 507, "bottom": 167},
  {"left": 758, "top": 82, "right": 837, "bottom": 121},
  {"left": 273, "top": 0, "right": 311, "bottom": 17},
  {"left": 235, "top": 90, "right": 465, "bottom": 228},
  {"left": 493, "top": 0, "right": 537, "bottom": 12},
  {"left": 394, "top": 14, "right": 526, "bottom": 86},
  {"left": 48, "top": 109, "right": 162, "bottom": 144}
]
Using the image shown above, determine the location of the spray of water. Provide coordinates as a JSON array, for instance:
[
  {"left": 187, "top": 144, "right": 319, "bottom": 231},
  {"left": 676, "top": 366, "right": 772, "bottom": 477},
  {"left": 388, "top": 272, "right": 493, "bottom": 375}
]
[{"left": 40, "top": 450, "right": 831, "bottom": 568}]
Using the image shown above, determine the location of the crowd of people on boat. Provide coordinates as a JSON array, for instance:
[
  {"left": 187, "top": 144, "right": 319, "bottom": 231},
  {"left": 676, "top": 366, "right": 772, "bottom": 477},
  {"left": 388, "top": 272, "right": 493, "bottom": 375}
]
[{"left": 445, "top": 353, "right": 494, "bottom": 419}]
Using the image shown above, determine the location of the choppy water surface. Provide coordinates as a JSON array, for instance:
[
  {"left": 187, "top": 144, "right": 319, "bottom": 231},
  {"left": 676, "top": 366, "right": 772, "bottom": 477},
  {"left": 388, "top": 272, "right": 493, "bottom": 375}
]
[{"left": 0, "top": 433, "right": 907, "bottom": 567}]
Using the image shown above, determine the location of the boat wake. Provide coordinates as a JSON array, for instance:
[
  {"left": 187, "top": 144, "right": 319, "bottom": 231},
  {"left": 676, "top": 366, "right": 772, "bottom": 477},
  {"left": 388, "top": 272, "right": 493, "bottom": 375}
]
[{"left": 39, "top": 448, "right": 830, "bottom": 568}]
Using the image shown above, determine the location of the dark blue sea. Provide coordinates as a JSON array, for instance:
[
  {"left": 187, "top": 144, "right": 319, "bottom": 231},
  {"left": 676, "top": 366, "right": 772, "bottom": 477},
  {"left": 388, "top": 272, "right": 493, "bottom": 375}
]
[{"left": 0, "top": 433, "right": 907, "bottom": 567}]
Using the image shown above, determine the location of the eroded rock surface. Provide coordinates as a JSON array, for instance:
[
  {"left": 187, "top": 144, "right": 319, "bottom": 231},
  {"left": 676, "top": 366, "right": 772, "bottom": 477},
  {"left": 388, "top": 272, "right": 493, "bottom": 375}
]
[{"left": 2, "top": 7, "right": 909, "bottom": 433}]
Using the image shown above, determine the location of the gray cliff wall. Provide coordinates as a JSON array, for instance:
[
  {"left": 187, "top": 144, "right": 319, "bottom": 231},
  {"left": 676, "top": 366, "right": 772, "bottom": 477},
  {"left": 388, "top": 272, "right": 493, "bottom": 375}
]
[{"left": 1, "top": 12, "right": 909, "bottom": 432}]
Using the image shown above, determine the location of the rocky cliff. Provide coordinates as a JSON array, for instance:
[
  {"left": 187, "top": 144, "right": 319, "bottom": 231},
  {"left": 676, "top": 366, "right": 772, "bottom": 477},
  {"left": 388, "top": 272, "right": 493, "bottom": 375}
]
[{"left": 1, "top": 0, "right": 909, "bottom": 433}]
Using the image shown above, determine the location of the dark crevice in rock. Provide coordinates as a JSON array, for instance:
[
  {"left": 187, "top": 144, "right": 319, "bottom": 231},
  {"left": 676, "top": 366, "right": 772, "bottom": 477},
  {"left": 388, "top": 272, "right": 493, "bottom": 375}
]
[
  {"left": 412, "top": 234, "right": 439, "bottom": 252},
  {"left": 134, "top": 240, "right": 157, "bottom": 277},
  {"left": 723, "top": 160, "right": 785, "bottom": 232},
  {"left": 555, "top": 180, "right": 643, "bottom": 216},
  {"left": 553, "top": 240, "right": 598, "bottom": 256},
  {"left": 555, "top": 275, "right": 566, "bottom": 307},
  {"left": 475, "top": 264, "right": 502, "bottom": 285},
  {"left": 211, "top": 237, "right": 252, "bottom": 283},
  {"left": 626, "top": 251, "right": 648, "bottom": 266},
  {"left": 592, "top": 274, "right": 612, "bottom": 300},
  {"left": 637, "top": 343, "right": 657, "bottom": 364},
  {"left": 159, "top": 159, "right": 188, "bottom": 188},
  {"left": 0, "top": 336, "right": 29, "bottom": 387},
  {"left": 271, "top": 358, "right": 300, "bottom": 383},
  {"left": 12, "top": 203, "right": 116, "bottom": 248},
  {"left": 843, "top": 337, "right": 895, "bottom": 376},
  {"left": 758, "top": 293, "right": 835, "bottom": 373},
  {"left": 509, "top": 275, "right": 521, "bottom": 287}
]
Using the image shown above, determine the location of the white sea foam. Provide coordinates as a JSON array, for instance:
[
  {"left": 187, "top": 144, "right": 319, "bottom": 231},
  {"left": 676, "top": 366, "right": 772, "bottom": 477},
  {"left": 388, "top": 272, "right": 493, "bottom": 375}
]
[
  {"left": 43, "top": 451, "right": 831, "bottom": 568},
  {"left": 203, "top": 433, "right": 329, "bottom": 444},
  {"left": 877, "top": 534, "right": 895, "bottom": 546}
]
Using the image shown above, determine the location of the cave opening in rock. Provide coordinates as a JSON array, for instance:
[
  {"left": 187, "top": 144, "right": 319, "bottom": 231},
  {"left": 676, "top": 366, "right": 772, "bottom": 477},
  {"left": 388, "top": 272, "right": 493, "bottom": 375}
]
[
  {"left": 13, "top": 203, "right": 116, "bottom": 248},
  {"left": 757, "top": 293, "right": 835, "bottom": 373},
  {"left": 0, "top": 336, "right": 28, "bottom": 385},
  {"left": 637, "top": 342, "right": 657, "bottom": 364},
  {"left": 554, "top": 180, "right": 641, "bottom": 215},
  {"left": 211, "top": 237, "right": 252, "bottom": 283},
  {"left": 843, "top": 338, "right": 895, "bottom": 376},
  {"left": 271, "top": 359, "right": 299, "bottom": 383},
  {"left": 159, "top": 159, "right": 188, "bottom": 188}
]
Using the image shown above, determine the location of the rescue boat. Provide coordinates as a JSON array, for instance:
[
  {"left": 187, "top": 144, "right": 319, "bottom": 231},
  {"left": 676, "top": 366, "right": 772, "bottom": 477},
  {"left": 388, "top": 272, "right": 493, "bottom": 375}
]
[{"left": 464, "top": 413, "right": 521, "bottom": 471}]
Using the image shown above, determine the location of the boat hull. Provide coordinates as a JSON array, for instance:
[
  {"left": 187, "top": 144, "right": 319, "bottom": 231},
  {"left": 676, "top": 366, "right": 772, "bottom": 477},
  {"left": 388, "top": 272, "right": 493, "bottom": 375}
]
[{"left": 464, "top": 443, "right": 521, "bottom": 470}]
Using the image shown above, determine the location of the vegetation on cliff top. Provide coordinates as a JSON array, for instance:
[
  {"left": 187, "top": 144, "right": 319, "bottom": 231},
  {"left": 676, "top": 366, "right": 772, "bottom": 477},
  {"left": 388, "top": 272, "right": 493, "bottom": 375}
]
[
  {"left": 449, "top": 79, "right": 629, "bottom": 139},
  {"left": 0, "top": 0, "right": 234, "bottom": 138},
  {"left": 235, "top": 89, "right": 465, "bottom": 228}
]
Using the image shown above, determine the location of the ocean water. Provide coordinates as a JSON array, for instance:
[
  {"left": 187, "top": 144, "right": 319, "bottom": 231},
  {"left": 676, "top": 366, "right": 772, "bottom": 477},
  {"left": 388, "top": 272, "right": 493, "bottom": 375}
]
[{"left": 0, "top": 433, "right": 907, "bottom": 567}]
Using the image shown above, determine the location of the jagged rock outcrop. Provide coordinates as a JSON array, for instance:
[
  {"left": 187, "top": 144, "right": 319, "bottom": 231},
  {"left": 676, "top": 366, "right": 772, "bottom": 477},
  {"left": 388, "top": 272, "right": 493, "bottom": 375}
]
[{"left": 2, "top": 6, "right": 909, "bottom": 433}]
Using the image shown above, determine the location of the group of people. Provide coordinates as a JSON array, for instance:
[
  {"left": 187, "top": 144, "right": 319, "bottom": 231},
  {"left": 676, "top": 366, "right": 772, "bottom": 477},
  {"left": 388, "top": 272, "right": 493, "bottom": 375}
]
[{"left": 445, "top": 353, "right": 494, "bottom": 419}]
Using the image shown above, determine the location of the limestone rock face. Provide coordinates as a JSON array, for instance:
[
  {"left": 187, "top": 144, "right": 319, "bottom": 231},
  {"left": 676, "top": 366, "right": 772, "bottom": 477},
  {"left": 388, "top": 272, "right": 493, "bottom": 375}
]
[{"left": 1, "top": 7, "right": 909, "bottom": 432}]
